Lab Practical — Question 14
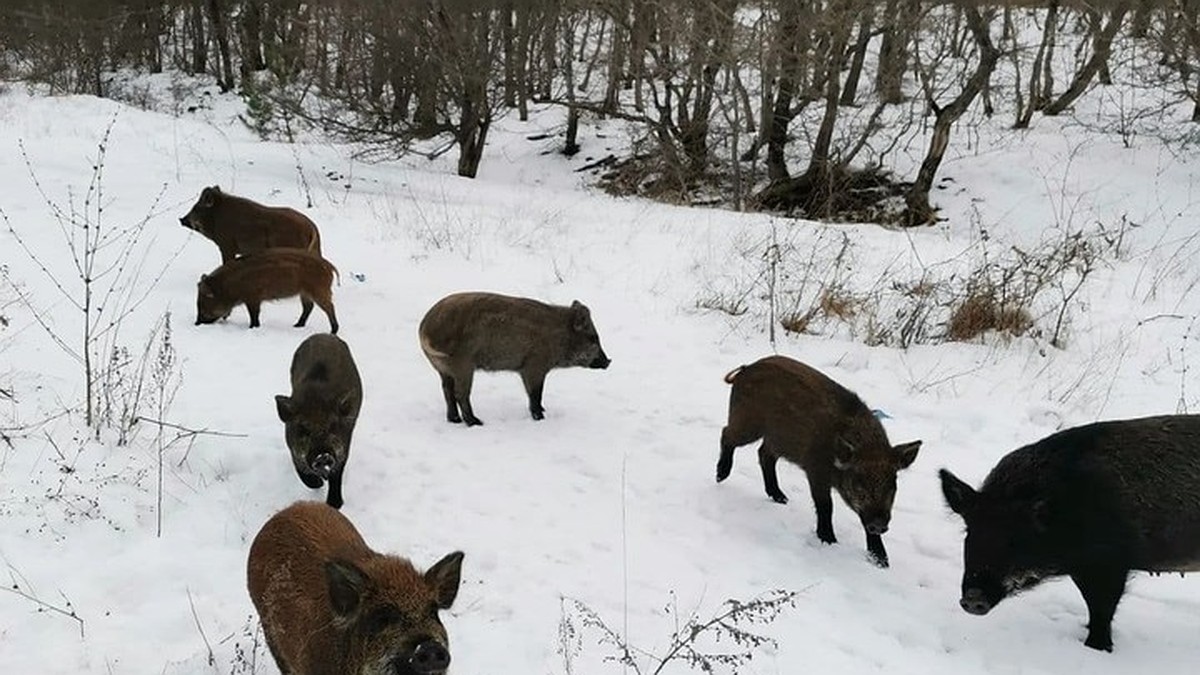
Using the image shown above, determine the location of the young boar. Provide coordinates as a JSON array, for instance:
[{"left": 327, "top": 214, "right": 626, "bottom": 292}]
[
  {"left": 418, "top": 291, "right": 611, "bottom": 426},
  {"left": 940, "top": 414, "right": 1200, "bottom": 652},
  {"left": 179, "top": 185, "right": 321, "bottom": 263},
  {"left": 716, "top": 356, "right": 921, "bottom": 567},
  {"left": 276, "top": 334, "right": 363, "bottom": 509},
  {"left": 248, "top": 501, "right": 465, "bottom": 675},
  {"left": 195, "top": 248, "right": 339, "bottom": 333}
]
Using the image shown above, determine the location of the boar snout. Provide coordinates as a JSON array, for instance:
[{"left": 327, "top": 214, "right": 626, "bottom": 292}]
[
  {"left": 960, "top": 587, "right": 993, "bottom": 615},
  {"left": 310, "top": 452, "right": 335, "bottom": 479},
  {"left": 179, "top": 216, "right": 189, "bottom": 228},
  {"left": 862, "top": 516, "right": 889, "bottom": 536},
  {"left": 406, "top": 639, "right": 451, "bottom": 674},
  {"left": 590, "top": 351, "right": 611, "bottom": 369}
]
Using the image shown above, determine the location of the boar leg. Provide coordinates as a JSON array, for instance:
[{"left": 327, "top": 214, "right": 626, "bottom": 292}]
[
  {"left": 757, "top": 443, "right": 789, "bottom": 504},
  {"left": 325, "top": 468, "right": 345, "bottom": 510},
  {"left": 865, "top": 532, "right": 889, "bottom": 568},
  {"left": 806, "top": 472, "right": 837, "bottom": 545},
  {"left": 1070, "top": 567, "right": 1128, "bottom": 651},
  {"left": 441, "top": 374, "right": 463, "bottom": 423},
  {"left": 452, "top": 369, "right": 483, "bottom": 426},
  {"left": 520, "top": 369, "right": 548, "bottom": 420},
  {"left": 313, "top": 295, "right": 339, "bottom": 334},
  {"left": 246, "top": 301, "right": 262, "bottom": 328},
  {"left": 717, "top": 425, "right": 759, "bottom": 482},
  {"left": 295, "top": 296, "right": 315, "bottom": 327}
]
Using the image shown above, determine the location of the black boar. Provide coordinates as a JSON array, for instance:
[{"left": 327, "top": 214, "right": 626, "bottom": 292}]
[
  {"left": 716, "top": 355, "right": 921, "bottom": 567},
  {"left": 195, "top": 248, "right": 339, "bottom": 333},
  {"left": 940, "top": 414, "right": 1200, "bottom": 652},
  {"left": 417, "top": 291, "right": 611, "bottom": 426},
  {"left": 179, "top": 185, "right": 321, "bottom": 263},
  {"left": 247, "top": 501, "right": 464, "bottom": 675},
  {"left": 276, "top": 334, "right": 363, "bottom": 509}
]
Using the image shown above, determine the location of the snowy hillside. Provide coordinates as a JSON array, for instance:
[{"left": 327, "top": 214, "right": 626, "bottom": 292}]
[{"left": 1, "top": 77, "right": 1199, "bottom": 675}]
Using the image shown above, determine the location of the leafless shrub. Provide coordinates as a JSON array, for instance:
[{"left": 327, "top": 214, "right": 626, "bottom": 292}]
[
  {"left": 697, "top": 218, "right": 1124, "bottom": 350},
  {"left": 557, "top": 589, "right": 798, "bottom": 675},
  {"left": 0, "top": 118, "right": 181, "bottom": 434}
]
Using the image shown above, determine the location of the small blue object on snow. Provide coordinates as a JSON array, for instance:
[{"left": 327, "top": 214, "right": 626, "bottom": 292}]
[
  {"left": 872, "top": 408, "right": 891, "bottom": 420},
  {"left": 352, "top": 273, "right": 366, "bottom": 283}
]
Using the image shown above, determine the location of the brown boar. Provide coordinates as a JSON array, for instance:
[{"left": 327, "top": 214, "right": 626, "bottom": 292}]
[
  {"left": 418, "top": 291, "right": 611, "bottom": 426},
  {"left": 179, "top": 185, "right": 321, "bottom": 263},
  {"left": 194, "top": 248, "right": 339, "bottom": 333},
  {"left": 716, "top": 355, "right": 921, "bottom": 567},
  {"left": 276, "top": 334, "right": 363, "bottom": 509},
  {"left": 247, "top": 501, "right": 464, "bottom": 675}
]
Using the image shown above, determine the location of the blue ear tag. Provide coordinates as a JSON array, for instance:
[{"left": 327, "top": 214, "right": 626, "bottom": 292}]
[{"left": 871, "top": 408, "right": 891, "bottom": 420}]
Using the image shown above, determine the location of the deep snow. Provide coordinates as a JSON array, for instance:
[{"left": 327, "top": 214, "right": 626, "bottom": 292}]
[{"left": 0, "top": 73, "right": 1198, "bottom": 675}]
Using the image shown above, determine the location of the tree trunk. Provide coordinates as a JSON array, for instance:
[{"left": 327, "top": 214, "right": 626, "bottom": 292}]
[
  {"left": 240, "top": 0, "right": 266, "bottom": 75},
  {"left": 189, "top": 0, "right": 207, "bottom": 74},
  {"left": 1015, "top": 0, "right": 1058, "bottom": 128},
  {"left": 502, "top": 2, "right": 516, "bottom": 108},
  {"left": 1043, "top": 3, "right": 1129, "bottom": 116},
  {"left": 840, "top": 8, "right": 874, "bottom": 106},
  {"left": 764, "top": 3, "right": 804, "bottom": 181},
  {"left": 206, "top": 0, "right": 235, "bottom": 92},
  {"left": 903, "top": 7, "right": 999, "bottom": 227}
]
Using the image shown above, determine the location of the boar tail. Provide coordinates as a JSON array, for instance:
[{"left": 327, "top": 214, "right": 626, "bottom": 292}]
[
  {"left": 322, "top": 257, "right": 341, "bottom": 286},
  {"left": 723, "top": 366, "right": 744, "bottom": 384}
]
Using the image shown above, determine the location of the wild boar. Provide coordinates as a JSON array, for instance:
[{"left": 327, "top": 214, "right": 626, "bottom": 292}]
[
  {"left": 179, "top": 185, "right": 321, "bottom": 263},
  {"left": 247, "top": 501, "right": 464, "bottom": 675},
  {"left": 275, "top": 334, "right": 363, "bottom": 509},
  {"left": 417, "top": 291, "right": 611, "bottom": 426},
  {"left": 194, "top": 248, "right": 339, "bottom": 333},
  {"left": 940, "top": 414, "right": 1200, "bottom": 652},
  {"left": 716, "top": 355, "right": 921, "bottom": 567}
]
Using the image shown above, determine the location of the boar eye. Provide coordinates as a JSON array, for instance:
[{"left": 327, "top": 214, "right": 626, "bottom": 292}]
[{"left": 363, "top": 604, "right": 403, "bottom": 635}]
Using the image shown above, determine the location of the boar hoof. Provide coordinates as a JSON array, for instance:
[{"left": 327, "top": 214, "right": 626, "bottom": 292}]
[
  {"left": 531, "top": 409, "right": 545, "bottom": 421},
  {"left": 767, "top": 490, "right": 788, "bottom": 504},
  {"left": 447, "top": 412, "right": 463, "bottom": 424},
  {"left": 463, "top": 416, "right": 484, "bottom": 427},
  {"left": 1084, "top": 631, "right": 1113, "bottom": 652},
  {"left": 817, "top": 528, "right": 837, "bottom": 545}
]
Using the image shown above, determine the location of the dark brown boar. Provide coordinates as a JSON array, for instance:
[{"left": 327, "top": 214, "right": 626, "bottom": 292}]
[
  {"left": 194, "top": 248, "right": 339, "bottom": 333},
  {"left": 418, "top": 291, "right": 610, "bottom": 426},
  {"left": 716, "top": 355, "right": 921, "bottom": 567},
  {"left": 940, "top": 414, "right": 1200, "bottom": 652},
  {"left": 179, "top": 185, "right": 321, "bottom": 263},
  {"left": 247, "top": 501, "right": 464, "bottom": 675},
  {"left": 276, "top": 334, "right": 363, "bottom": 509}
]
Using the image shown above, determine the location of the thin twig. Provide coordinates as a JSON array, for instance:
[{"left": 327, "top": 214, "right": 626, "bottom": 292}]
[
  {"left": 133, "top": 417, "right": 246, "bottom": 438},
  {"left": 187, "top": 588, "right": 215, "bottom": 666},
  {"left": 2, "top": 577, "right": 85, "bottom": 638}
]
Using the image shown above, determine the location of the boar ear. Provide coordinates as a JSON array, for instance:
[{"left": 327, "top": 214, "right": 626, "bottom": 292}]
[
  {"left": 325, "top": 559, "right": 368, "bottom": 617},
  {"left": 833, "top": 437, "right": 856, "bottom": 470},
  {"left": 939, "top": 468, "right": 978, "bottom": 516},
  {"left": 893, "top": 440, "right": 921, "bottom": 470},
  {"left": 275, "top": 395, "right": 295, "bottom": 423},
  {"left": 198, "top": 275, "right": 214, "bottom": 298},
  {"left": 200, "top": 186, "right": 219, "bottom": 206},
  {"left": 424, "top": 551, "right": 464, "bottom": 610},
  {"left": 569, "top": 301, "right": 590, "bottom": 331}
]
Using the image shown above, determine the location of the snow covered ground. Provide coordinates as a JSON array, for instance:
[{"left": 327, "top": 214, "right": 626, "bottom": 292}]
[{"left": 1, "top": 74, "right": 1198, "bottom": 675}]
